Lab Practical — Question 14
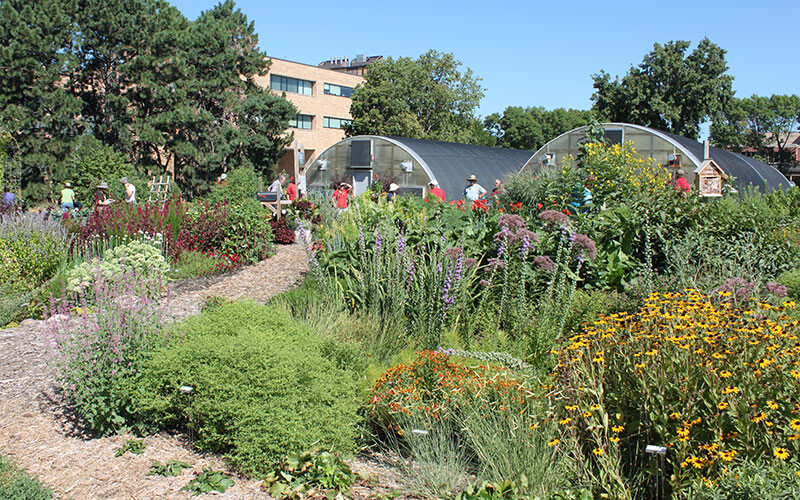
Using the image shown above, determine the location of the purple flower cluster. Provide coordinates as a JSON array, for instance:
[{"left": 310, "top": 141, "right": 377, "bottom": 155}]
[
  {"left": 445, "top": 247, "right": 464, "bottom": 261},
  {"left": 765, "top": 281, "right": 788, "bottom": 297},
  {"left": 539, "top": 209, "right": 569, "bottom": 225},
  {"left": 497, "top": 214, "right": 527, "bottom": 231},
  {"left": 718, "top": 277, "right": 757, "bottom": 299},
  {"left": 533, "top": 255, "right": 556, "bottom": 272},
  {"left": 464, "top": 257, "right": 478, "bottom": 270},
  {"left": 572, "top": 233, "right": 598, "bottom": 261}
]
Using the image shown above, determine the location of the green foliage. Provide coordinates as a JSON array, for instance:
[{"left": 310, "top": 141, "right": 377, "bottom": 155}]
[
  {"left": 265, "top": 449, "right": 358, "bottom": 500},
  {"left": 114, "top": 438, "right": 146, "bottom": 457},
  {"left": 48, "top": 272, "right": 167, "bottom": 436},
  {"left": 711, "top": 94, "right": 800, "bottom": 174},
  {"left": 591, "top": 38, "right": 733, "bottom": 138},
  {"left": 347, "top": 50, "right": 486, "bottom": 144},
  {"left": 0, "top": 0, "right": 82, "bottom": 203},
  {"left": 130, "top": 301, "right": 361, "bottom": 477},
  {"left": 461, "top": 407, "right": 573, "bottom": 498},
  {"left": 65, "top": 239, "right": 169, "bottom": 293},
  {"left": 181, "top": 468, "right": 234, "bottom": 496},
  {"left": 147, "top": 460, "right": 192, "bottom": 477},
  {"left": 70, "top": 138, "right": 143, "bottom": 205},
  {"left": 484, "top": 107, "right": 591, "bottom": 151},
  {"left": 681, "top": 460, "right": 800, "bottom": 499},
  {"left": 170, "top": 250, "right": 222, "bottom": 280},
  {"left": 0, "top": 212, "right": 71, "bottom": 291},
  {"left": 0, "top": 454, "right": 53, "bottom": 500},
  {"left": 205, "top": 167, "right": 259, "bottom": 207},
  {"left": 218, "top": 201, "right": 274, "bottom": 264},
  {"left": 1, "top": 0, "right": 294, "bottom": 202},
  {"left": 780, "top": 269, "right": 800, "bottom": 299}
]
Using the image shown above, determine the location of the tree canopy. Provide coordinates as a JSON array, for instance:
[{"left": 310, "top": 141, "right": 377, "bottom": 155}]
[
  {"left": 0, "top": 0, "right": 295, "bottom": 201},
  {"left": 711, "top": 94, "right": 800, "bottom": 172},
  {"left": 484, "top": 107, "right": 591, "bottom": 151},
  {"left": 591, "top": 38, "right": 734, "bottom": 139},
  {"left": 346, "top": 50, "right": 488, "bottom": 145}
]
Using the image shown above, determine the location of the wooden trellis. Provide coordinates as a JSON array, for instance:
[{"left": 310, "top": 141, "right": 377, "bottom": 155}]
[{"left": 148, "top": 175, "right": 171, "bottom": 202}]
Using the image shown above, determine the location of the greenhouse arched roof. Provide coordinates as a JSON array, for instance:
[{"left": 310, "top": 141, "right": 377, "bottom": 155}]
[
  {"left": 521, "top": 123, "right": 792, "bottom": 192},
  {"left": 382, "top": 136, "right": 533, "bottom": 199}
]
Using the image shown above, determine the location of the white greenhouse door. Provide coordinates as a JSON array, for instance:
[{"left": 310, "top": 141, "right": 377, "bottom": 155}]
[{"left": 352, "top": 170, "right": 372, "bottom": 196}]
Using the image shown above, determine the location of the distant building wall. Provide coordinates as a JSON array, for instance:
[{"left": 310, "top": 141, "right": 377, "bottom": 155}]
[{"left": 252, "top": 58, "right": 364, "bottom": 177}]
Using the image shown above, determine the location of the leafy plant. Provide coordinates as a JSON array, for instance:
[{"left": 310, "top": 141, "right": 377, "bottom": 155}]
[
  {"left": 65, "top": 239, "right": 169, "bottom": 293},
  {"left": 46, "top": 271, "right": 167, "bottom": 436},
  {"left": 114, "top": 438, "right": 146, "bottom": 457},
  {"left": 181, "top": 468, "right": 234, "bottom": 496},
  {"left": 265, "top": 449, "right": 357, "bottom": 499},
  {"left": 0, "top": 455, "right": 53, "bottom": 500},
  {"left": 130, "top": 301, "right": 361, "bottom": 477},
  {"left": 148, "top": 460, "right": 192, "bottom": 477}
]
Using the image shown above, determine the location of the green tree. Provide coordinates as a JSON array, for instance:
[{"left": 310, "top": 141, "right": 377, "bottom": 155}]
[
  {"left": 711, "top": 94, "right": 800, "bottom": 171},
  {"left": 591, "top": 38, "right": 734, "bottom": 139},
  {"left": 346, "top": 50, "right": 485, "bottom": 144},
  {"left": 484, "top": 106, "right": 590, "bottom": 150},
  {"left": 0, "top": 0, "right": 82, "bottom": 203},
  {"left": 172, "top": 0, "right": 295, "bottom": 194}
]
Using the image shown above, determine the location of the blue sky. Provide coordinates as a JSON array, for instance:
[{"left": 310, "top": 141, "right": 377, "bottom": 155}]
[{"left": 173, "top": 0, "right": 797, "bottom": 122}]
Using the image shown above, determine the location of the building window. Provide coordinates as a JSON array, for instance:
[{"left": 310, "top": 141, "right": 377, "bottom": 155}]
[
  {"left": 289, "top": 114, "right": 313, "bottom": 130},
  {"left": 271, "top": 74, "right": 313, "bottom": 95},
  {"left": 323, "top": 83, "right": 354, "bottom": 98},
  {"left": 323, "top": 116, "right": 352, "bottom": 129}
]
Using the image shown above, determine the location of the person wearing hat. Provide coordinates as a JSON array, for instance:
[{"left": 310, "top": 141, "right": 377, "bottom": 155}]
[
  {"left": 387, "top": 183, "right": 399, "bottom": 203},
  {"left": 121, "top": 177, "right": 136, "bottom": 205},
  {"left": 94, "top": 181, "right": 114, "bottom": 213},
  {"left": 463, "top": 174, "right": 486, "bottom": 202},
  {"left": 428, "top": 179, "right": 445, "bottom": 202},
  {"left": 60, "top": 182, "right": 76, "bottom": 214},
  {"left": 332, "top": 181, "right": 352, "bottom": 211}
]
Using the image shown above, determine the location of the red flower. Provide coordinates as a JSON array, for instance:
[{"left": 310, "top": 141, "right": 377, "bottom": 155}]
[
  {"left": 537, "top": 203, "right": 544, "bottom": 209},
  {"left": 562, "top": 208, "right": 569, "bottom": 215},
  {"left": 498, "top": 208, "right": 505, "bottom": 213}
]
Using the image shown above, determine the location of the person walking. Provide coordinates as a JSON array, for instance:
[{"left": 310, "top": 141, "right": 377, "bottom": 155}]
[
  {"left": 428, "top": 179, "right": 445, "bottom": 202},
  {"left": 463, "top": 174, "right": 487, "bottom": 201},
  {"left": 60, "top": 182, "right": 76, "bottom": 214},
  {"left": 120, "top": 177, "right": 136, "bottom": 205}
]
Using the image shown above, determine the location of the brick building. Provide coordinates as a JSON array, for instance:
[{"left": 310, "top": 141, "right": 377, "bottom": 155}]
[{"left": 253, "top": 58, "right": 365, "bottom": 178}]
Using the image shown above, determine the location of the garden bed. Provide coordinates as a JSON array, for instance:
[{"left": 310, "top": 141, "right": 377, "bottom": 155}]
[{"left": 0, "top": 243, "right": 329, "bottom": 500}]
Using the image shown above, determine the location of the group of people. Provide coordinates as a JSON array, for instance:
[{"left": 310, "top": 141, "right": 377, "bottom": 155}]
[
  {"left": 268, "top": 173, "right": 298, "bottom": 202},
  {"left": 59, "top": 177, "right": 136, "bottom": 214},
  {"left": 328, "top": 173, "right": 506, "bottom": 211}
]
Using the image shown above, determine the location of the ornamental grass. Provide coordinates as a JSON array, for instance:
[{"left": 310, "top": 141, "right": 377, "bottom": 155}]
[{"left": 550, "top": 289, "right": 800, "bottom": 499}]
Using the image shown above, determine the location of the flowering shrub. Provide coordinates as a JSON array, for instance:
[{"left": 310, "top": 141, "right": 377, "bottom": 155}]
[
  {"left": 371, "top": 350, "right": 534, "bottom": 428},
  {"left": 65, "top": 239, "right": 169, "bottom": 293},
  {"left": 550, "top": 290, "right": 800, "bottom": 498},
  {"left": 46, "top": 271, "right": 168, "bottom": 435},
  {"left": 0, "top": 212, "right": 71, "bottom": 290}
]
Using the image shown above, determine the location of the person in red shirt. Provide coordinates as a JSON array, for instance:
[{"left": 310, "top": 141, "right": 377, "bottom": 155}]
[
  {"left": 332, "top": 182, "right": 352, "bottom": 210},
  {"left": 428, "top": 179, "right": 445, "bottom": 202},
  {"left": 286, "top": 177, "right": 297, "bottom": 202},
  {"left": 674, "top": 171, "right": 691, "bottom": 194}
]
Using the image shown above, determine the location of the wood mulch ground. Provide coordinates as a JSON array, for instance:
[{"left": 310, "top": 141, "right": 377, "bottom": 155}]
[{"left": 0, "top": 243, "right": 410, "bottom": 500}]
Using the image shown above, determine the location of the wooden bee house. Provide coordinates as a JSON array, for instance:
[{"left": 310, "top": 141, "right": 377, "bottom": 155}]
[{"left": 694, "top": 159, "right": 728, "bottom": 197}]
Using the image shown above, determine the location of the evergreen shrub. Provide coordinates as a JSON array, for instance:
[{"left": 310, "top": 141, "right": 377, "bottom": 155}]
[{"left": 131, "top": 301, "right": 361, "bottom": 477}]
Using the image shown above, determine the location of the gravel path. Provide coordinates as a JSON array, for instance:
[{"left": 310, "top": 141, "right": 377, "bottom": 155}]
[{"left": 0, "top": 244, "right": 312, "bottom": 499}]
